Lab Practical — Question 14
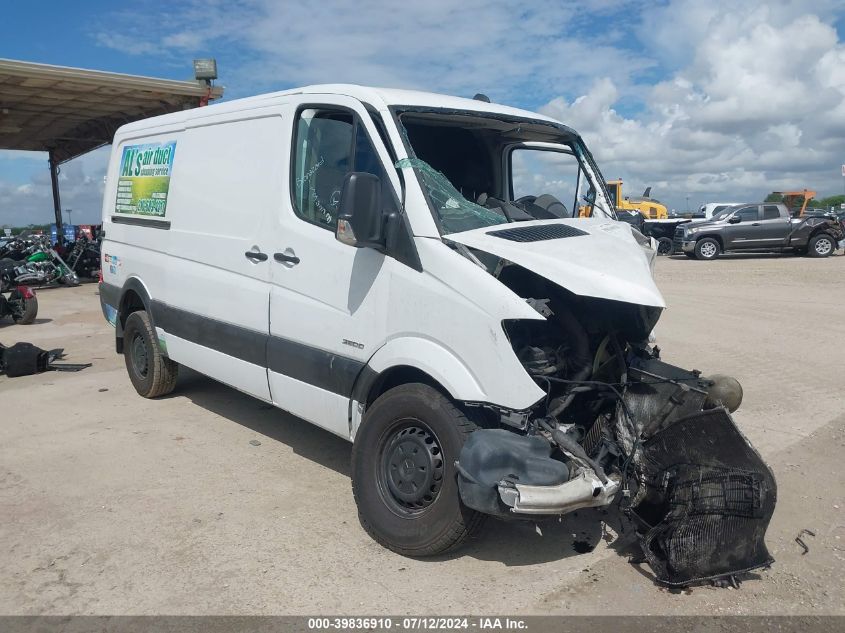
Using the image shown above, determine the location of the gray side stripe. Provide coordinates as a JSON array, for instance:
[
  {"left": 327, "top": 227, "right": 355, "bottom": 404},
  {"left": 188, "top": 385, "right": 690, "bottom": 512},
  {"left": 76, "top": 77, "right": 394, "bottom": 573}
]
[{"left": 149, "top": 300, "right": 365, "bottom": 398}]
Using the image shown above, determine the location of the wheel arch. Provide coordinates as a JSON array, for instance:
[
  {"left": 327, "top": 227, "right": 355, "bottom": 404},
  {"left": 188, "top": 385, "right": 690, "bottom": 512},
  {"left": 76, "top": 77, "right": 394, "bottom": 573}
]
[
  {"left": 808, "top": 226, "right": 834, "bottom": 241},
  {"left": 361, "top": 337, "right": 487, "bottom": 405},
  {"left": 349, "top": 337, "right": 491, "bottom": 438},
  {"left": 115, "top": 277, "right": 153, "bottom": 353},
  {"left": 696, "top": 233, "right": 724, "bottom": 249},
  {"left": 356, "top": 364, "right": 452, "bottom": 410}
]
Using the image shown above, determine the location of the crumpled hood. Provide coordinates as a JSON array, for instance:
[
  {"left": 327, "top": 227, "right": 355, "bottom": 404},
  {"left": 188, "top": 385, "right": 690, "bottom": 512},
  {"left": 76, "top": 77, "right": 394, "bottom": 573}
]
[{"left": 446, "top": 218, "right": 666, "bottom": 308}]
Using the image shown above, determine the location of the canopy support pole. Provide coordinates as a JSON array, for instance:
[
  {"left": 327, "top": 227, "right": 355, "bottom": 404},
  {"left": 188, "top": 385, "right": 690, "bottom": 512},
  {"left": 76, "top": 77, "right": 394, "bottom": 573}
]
[{"left": 49, "top": 150, "right": 63, "bottom": 244}]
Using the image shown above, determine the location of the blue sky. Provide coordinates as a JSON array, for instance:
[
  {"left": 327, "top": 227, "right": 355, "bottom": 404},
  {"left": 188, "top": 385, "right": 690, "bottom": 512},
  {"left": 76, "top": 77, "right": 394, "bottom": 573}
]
[{"left": 2, "top": 0, "right": 845, "bottom": 226}]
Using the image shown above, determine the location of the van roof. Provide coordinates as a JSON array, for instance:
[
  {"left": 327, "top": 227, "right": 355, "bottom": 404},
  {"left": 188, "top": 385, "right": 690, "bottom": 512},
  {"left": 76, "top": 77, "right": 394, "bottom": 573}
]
[{"left": 116, "top": 83, "right": 563, "bottom": 134}]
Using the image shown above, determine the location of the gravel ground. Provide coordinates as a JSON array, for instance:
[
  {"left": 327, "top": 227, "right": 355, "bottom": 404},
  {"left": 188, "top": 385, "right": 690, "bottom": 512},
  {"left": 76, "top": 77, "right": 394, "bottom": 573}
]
[{"left": 1, "top": 252, "right": 843, "bottom": 615}]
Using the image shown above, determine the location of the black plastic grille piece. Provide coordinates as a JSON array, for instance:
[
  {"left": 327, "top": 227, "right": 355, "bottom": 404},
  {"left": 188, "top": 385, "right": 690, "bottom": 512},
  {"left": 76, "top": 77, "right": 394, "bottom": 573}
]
[
  {"left": 633, "top": 408, "right": 777, "bottom": 586},
  {"left": 487, "top": 224, "right": 588, "bottom": 242}
]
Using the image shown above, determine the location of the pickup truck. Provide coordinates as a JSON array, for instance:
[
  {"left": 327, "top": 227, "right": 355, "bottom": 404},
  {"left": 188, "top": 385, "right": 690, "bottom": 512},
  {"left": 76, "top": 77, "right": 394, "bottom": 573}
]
[{"left": 674, "top": 203, "right": 844, "bottom": 260}]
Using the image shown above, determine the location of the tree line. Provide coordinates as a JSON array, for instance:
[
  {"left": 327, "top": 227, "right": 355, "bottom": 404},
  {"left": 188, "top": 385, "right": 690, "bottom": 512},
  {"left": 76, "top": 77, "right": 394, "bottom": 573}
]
[{"left": 764, "top": 192, "right": 845, "bottom": 209}]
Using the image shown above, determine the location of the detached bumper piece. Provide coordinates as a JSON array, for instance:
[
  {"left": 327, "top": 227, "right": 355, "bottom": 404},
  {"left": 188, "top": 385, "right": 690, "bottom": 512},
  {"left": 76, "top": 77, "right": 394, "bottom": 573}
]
[
  {"left": 499, "top": 471, "right": 620, "bottom": 515},
  {"left": 456, "top": 429, "right": 570, "bottom": 517},
  {"left": 456, "top": 429, "right": 619, "bottom": 517},
  {"left": 631, "top": 408, "right": 776, "bottom": 586}
]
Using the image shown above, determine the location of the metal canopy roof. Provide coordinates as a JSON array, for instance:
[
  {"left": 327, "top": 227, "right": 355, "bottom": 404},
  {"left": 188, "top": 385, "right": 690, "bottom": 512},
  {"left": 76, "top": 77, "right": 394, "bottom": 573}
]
[{"left": 0, "top": 58, "right": 223, "bottom": 163}]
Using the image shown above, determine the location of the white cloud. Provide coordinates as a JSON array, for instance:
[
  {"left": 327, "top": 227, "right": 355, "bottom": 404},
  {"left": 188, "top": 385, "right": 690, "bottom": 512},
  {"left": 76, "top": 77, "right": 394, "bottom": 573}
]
[
  {"left": 640, "top": 0, "right": 842, "bottom": 68},
  {"left": 5, "top": 0, "right": 844, "bottom": 224},
  {"left": 94, "top": 0, "right": 655, "bottom": 104},
  {"left": 0, "top": 147, "right": 109, "bottom": 227},
  {"left": 539, "top": 3, "right": 845, "bottom": 209}
]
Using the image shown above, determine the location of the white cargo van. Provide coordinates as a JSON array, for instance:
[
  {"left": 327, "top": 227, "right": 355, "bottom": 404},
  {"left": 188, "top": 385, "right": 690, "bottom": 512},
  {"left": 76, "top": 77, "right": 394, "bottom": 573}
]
[{"left": 99, "top": 85, "right": 774, "bottom": 583}]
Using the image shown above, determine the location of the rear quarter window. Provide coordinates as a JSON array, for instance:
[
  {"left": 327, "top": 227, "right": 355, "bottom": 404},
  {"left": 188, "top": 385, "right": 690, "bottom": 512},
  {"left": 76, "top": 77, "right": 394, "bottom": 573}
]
[{"left": 763, "top": 206, "right": 781, "bottom": 220}]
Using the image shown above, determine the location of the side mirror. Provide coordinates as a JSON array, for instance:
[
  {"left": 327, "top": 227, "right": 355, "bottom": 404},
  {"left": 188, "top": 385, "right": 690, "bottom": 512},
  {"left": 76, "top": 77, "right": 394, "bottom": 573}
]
[
  {"left": 336, "top": 172, "right": 384, "bottom": 249},
  {"left": 728, "top": 215, "right": 742, "bottom": 224}
]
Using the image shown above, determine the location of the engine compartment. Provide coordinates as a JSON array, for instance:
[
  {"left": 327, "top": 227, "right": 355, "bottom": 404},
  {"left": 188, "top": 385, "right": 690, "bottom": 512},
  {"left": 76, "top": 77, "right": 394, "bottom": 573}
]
[{"left": 455, "top": 261, "right": 776, "bottom": 586}]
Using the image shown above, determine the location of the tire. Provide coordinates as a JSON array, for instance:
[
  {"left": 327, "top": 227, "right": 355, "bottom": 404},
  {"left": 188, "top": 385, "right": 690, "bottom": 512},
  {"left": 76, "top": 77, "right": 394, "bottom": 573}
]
[
  {"left": 123, "top": 310, "right": 179, "bottom": 398},
  {"left": 694, "top": 237, "right": 720, "bottom": 260},
  {"left": 656, "top": 237, "right": 673, "bottom": 256},
  {"left": 8, "top": 290, "right": 37, "bottom": 324},
  {"left": 808, "top": 233, "right": 834, "bottom": 258},
  {"left": 351, "top": 383, "right": 484, "bottom": 556}
]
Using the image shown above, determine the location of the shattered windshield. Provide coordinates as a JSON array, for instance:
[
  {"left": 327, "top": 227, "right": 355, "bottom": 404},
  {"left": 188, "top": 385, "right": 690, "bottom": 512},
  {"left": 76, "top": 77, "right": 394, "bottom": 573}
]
[
  {"left": 395, "top": 157, "right": 508, "bottom": 234},
  {"left": 397, "top": 108, "right": 615, "bottom": 234},
  {"left": 396, "top": 109, "right": 613, "bottom": 235}
]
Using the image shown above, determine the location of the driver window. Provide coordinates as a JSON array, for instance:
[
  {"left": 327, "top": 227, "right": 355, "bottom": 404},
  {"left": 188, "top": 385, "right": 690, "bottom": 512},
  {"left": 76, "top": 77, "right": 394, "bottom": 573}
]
[
  {"left": 510, "top": 148, "right": 581, "bottom": 217},
  {"left": 292, "top": 108, "right": 390, "bottom": 230},
  {"left": 293, "top": 109, "right": 354, "bottom": 229}
]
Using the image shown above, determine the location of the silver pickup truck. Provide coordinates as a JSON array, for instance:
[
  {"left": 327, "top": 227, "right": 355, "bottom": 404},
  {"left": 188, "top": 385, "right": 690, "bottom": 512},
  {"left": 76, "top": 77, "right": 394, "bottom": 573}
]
[{"left": 674, "top": 202, "right": 844, "bottom": 260}]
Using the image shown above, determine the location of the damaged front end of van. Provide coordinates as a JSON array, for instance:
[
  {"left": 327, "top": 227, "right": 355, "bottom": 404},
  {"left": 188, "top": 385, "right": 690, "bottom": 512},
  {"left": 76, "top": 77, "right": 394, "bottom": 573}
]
[
  {"left": 445, "top": 216, "right": 777, "bottom": 586},
  {"left": 392, "top": 114, "right": 776, "bottom": 586}
]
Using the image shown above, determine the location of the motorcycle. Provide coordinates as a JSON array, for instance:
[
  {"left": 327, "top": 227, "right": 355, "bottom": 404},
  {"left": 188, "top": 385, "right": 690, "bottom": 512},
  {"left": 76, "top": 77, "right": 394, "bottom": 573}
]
[
  {"left": 0, "top": 235, "right": 79, "bottom": 287},
  {"left": 0, "top": 259, "right": 38, "bottom": 324},
  {"left": 64, "top": 234, "right": 101, "bottom": 279}
]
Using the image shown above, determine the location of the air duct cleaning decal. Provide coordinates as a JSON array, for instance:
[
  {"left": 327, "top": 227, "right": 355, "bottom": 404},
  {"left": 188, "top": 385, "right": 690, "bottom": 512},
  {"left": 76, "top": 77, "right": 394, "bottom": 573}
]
[{"left": 114, "top": 141, "right": 176, "bottom": 217}]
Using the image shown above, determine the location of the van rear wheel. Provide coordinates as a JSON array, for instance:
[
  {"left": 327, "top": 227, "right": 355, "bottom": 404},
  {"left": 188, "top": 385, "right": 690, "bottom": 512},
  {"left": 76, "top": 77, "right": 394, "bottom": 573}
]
[
  {"left": 123, "top": 310, "right": 179, "bottom": 398},
  {"left": 351, "top": 383, "right": 484, "bottom": 556}
]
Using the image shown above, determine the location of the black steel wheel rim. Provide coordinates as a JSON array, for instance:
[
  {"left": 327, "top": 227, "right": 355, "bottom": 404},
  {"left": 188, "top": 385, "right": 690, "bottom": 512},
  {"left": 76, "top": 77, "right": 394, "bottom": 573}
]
[
  {"left": 131, "top": 332, "right": 149, "bottom": 378},
  {"left": 378, "top": 420, "right": 445, "bottom": 515}
]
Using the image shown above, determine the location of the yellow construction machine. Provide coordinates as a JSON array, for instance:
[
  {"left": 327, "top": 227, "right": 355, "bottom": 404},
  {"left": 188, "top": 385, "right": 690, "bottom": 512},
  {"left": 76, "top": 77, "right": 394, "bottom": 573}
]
[{"left": 579, "top": 179, "right": 668, "bottom": 219}]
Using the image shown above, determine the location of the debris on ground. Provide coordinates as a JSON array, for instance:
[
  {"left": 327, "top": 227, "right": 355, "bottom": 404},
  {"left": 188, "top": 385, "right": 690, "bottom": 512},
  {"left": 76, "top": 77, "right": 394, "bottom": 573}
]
[
  {"left": 249, "top": 439, "right": 261, "bottom": 446},
  {"left": 795, "top": 529, "right": 816, "bottom": 555},
  {"left": 711, "top": 575, "right": 741, "bottom": 589},
  {"left": 0, "top": 342, "right": 91, "bottom": 377}
]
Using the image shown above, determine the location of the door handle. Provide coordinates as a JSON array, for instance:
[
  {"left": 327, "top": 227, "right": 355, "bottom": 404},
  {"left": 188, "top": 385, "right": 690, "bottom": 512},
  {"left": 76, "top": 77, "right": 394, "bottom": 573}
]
[
  {"left": 244, "top": 251, "right": 268, "bottom": 262},
  {"left": 274, "top": 252, "right": 301, "bottom": 265},
  {"left": 751, "top": 223, "right": 761, "bottom": 226}
]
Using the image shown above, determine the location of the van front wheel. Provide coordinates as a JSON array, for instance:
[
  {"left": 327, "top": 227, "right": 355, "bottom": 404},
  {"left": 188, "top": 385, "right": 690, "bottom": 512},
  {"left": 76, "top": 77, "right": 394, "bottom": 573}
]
[
  {"left": 351, "top": 383, "right": 484, "bottom": 556},
  {"left": 123, "top": 310, "right": 179, "bottom": 398}
]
